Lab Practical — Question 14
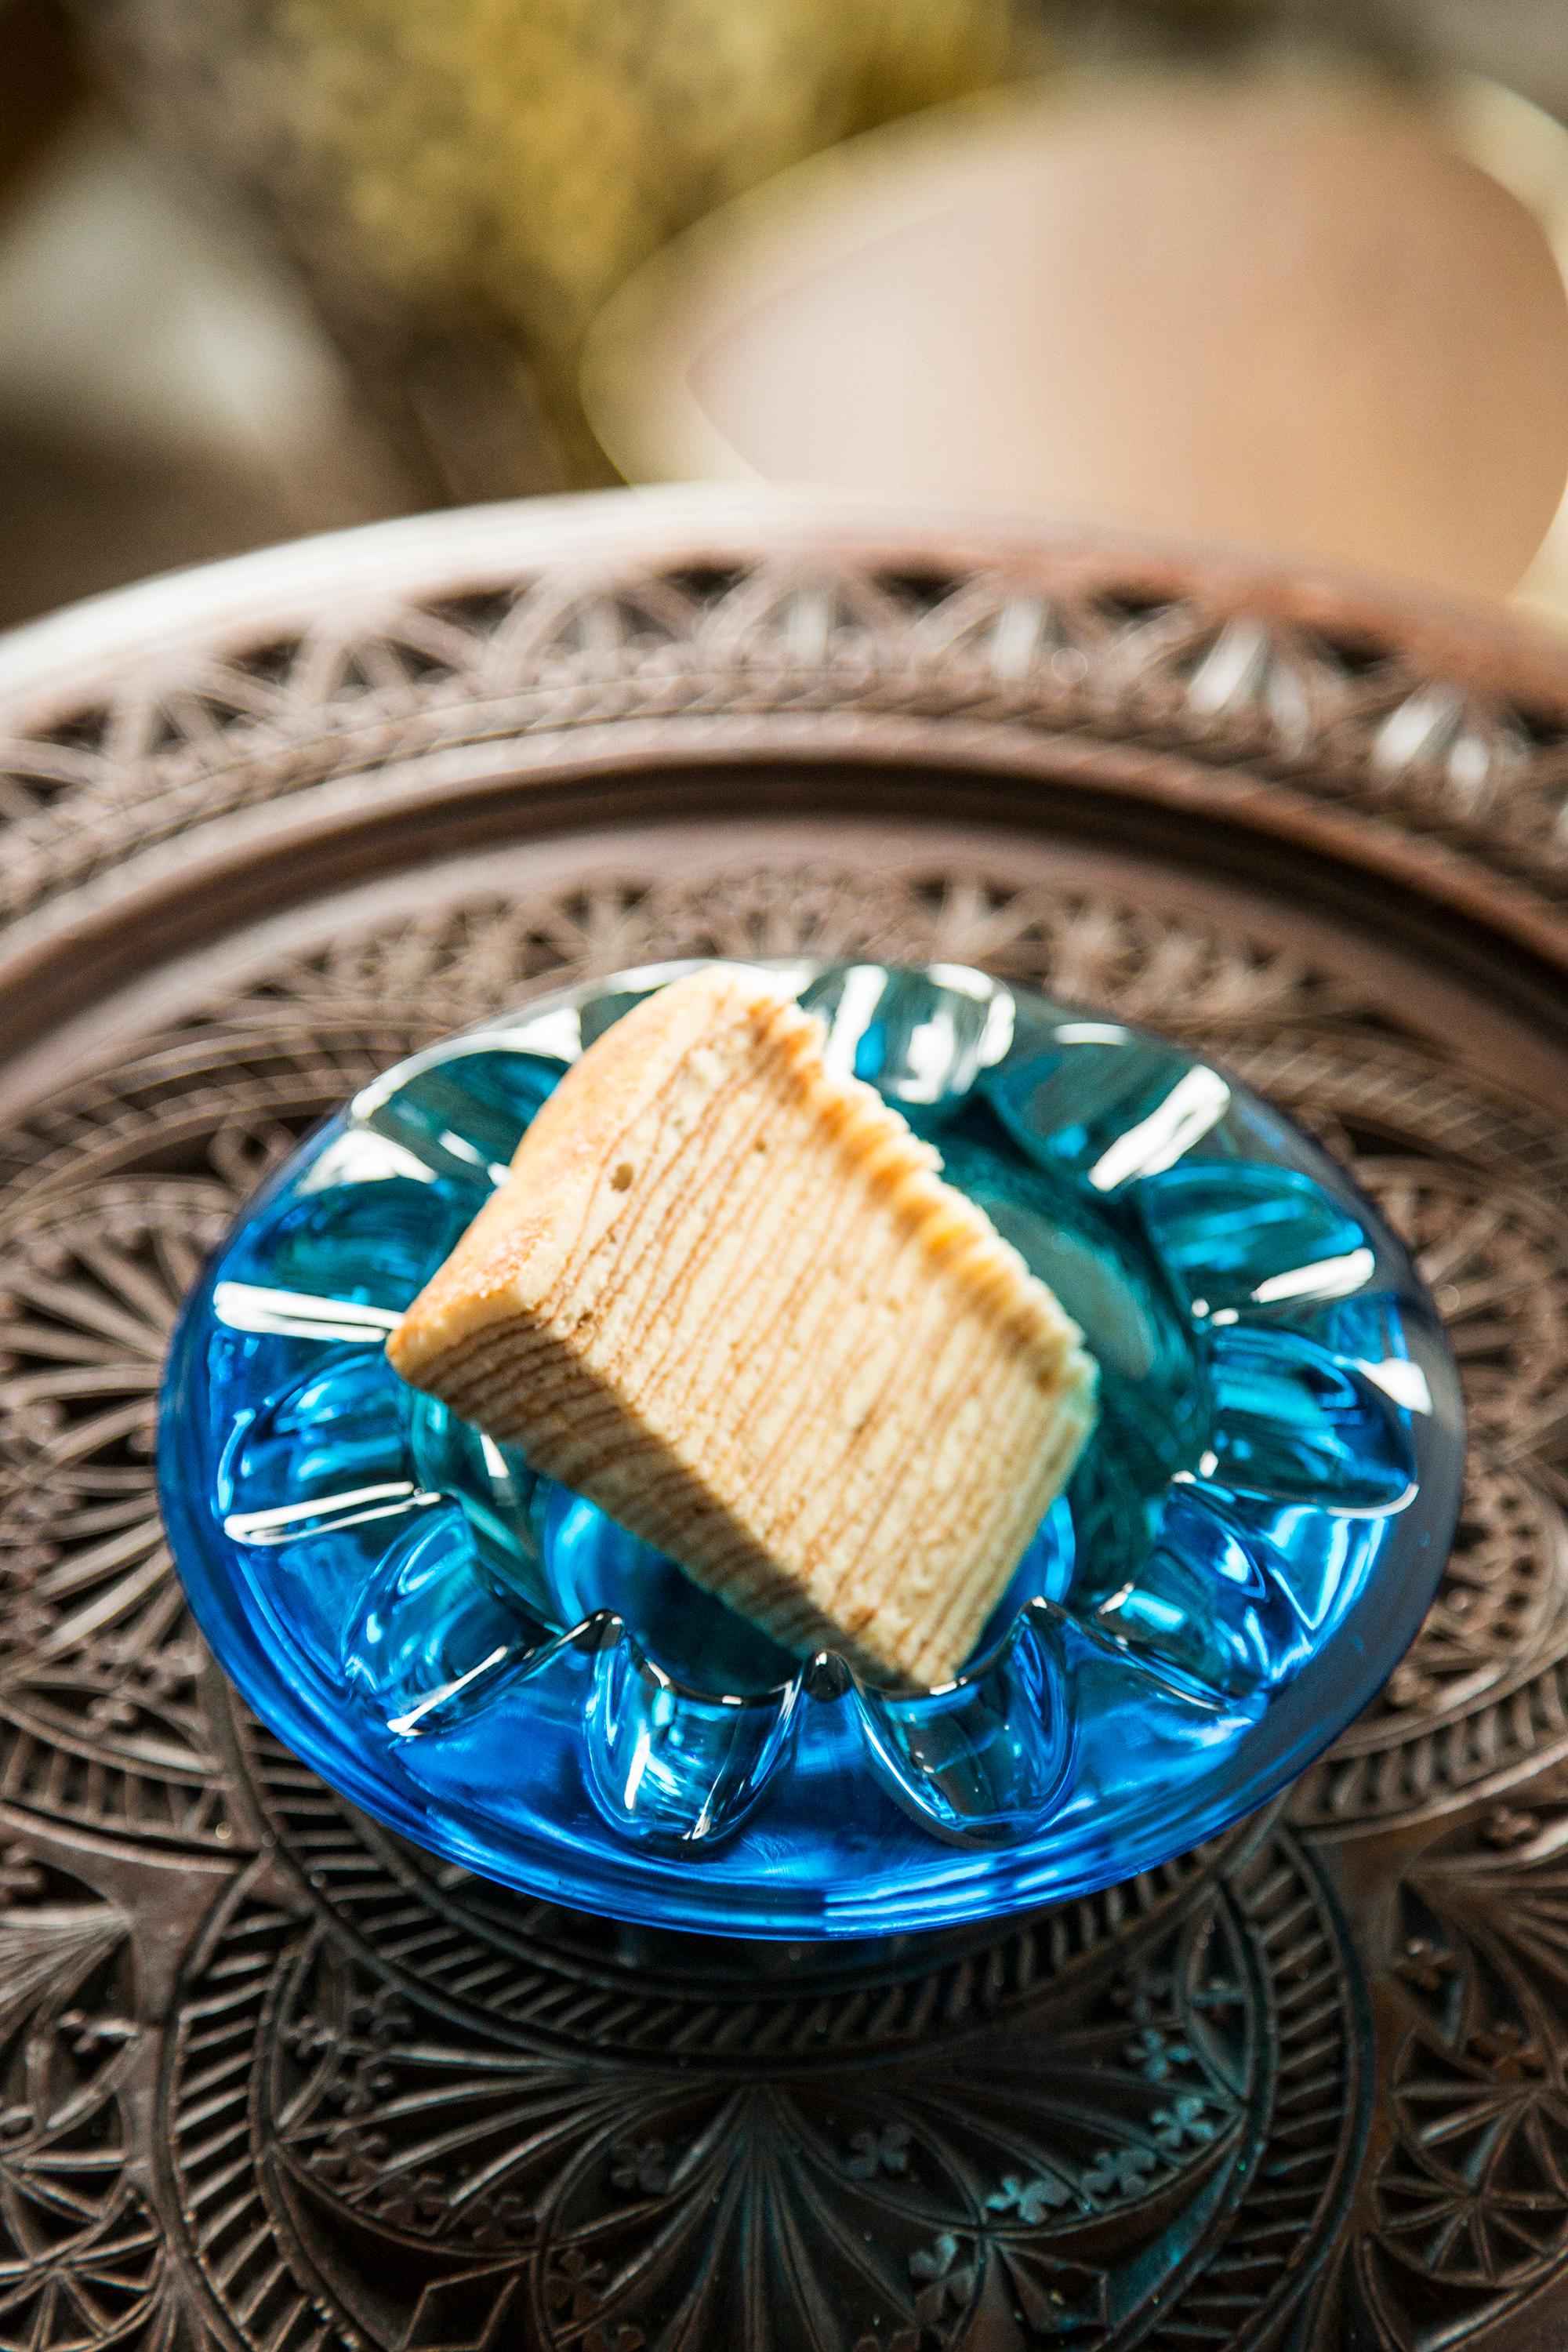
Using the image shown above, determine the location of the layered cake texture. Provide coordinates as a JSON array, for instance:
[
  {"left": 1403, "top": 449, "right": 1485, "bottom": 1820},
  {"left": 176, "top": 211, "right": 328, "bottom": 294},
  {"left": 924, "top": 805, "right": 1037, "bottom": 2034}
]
[{"left": 388, "top": 967, "right": 1098, "bottom": 1686}]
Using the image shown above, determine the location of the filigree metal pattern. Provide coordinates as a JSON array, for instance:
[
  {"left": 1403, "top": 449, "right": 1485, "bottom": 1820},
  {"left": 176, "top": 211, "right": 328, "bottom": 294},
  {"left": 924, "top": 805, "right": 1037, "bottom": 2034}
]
[
  {"left": 0, "top": 495, "right": 1566, "bottom": 2345},
  {"left": 160, "top": 1810, "right": 1352, "bottom": 2352}
]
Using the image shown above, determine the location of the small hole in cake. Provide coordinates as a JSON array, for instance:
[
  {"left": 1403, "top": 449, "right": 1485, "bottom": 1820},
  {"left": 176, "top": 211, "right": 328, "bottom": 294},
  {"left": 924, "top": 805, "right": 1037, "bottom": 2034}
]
[{"left": 611, "top": 1163, "right": 634, "bottom": 1192}]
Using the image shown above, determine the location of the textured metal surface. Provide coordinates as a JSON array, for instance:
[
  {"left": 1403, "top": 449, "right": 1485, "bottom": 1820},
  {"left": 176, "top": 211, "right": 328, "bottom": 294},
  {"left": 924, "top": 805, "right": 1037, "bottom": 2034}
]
[{"left": 2, "top": 490, "right": 1568, "bottom": 2347}]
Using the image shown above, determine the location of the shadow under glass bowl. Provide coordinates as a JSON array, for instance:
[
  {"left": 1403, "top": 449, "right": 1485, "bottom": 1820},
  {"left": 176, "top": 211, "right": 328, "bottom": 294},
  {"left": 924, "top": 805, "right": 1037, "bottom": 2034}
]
[{"left": 158, "top": 960, "right": 1465, "bottom": 1938}]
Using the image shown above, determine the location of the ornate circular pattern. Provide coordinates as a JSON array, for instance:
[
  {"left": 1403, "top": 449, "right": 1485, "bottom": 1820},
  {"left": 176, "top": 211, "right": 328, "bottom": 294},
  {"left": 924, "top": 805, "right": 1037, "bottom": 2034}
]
[
  {"left": 0, "top": 492, "right": 1566, "bottom": 2344},
  {"left": 163, "top": 1784, "right": 1360, "bottom": 2352},
  {"left": 0, "top": 1185, "right": 235, "bottom": 1853},
  {"left": 0, "top": 1849, "right": 151, "bottom": 2352}
]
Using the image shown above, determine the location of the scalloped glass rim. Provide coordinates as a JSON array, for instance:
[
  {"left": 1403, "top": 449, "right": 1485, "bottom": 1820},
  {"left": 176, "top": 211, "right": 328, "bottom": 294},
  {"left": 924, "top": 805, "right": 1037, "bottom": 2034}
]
[{"left": 159, "top": 960, "right": 1465, "bottom": 1939}]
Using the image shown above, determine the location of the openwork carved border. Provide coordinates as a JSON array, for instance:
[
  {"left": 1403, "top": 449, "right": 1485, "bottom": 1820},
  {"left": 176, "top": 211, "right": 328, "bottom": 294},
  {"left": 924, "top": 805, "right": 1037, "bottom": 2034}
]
[{"left": 2, "top": 505, "right": 1567, "bottom": 964}]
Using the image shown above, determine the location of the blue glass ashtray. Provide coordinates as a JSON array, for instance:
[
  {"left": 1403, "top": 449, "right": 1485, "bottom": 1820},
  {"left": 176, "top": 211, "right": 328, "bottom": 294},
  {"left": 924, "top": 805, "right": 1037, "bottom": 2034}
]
[{"left": 160, "top": 960, "right": 1464, "bottom": 1938}]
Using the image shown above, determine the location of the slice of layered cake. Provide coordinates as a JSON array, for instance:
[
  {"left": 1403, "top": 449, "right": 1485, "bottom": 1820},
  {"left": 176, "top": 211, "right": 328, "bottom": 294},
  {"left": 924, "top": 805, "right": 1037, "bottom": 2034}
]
[{"left": 387, "top": 967, "right": 1097, "bottom": 1686}]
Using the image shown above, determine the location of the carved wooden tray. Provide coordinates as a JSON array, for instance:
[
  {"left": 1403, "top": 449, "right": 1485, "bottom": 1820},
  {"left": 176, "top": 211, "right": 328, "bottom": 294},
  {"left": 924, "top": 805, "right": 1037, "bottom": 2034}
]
[{"left": 1, "top": 487, "right": 1566, "bottom": 2350}]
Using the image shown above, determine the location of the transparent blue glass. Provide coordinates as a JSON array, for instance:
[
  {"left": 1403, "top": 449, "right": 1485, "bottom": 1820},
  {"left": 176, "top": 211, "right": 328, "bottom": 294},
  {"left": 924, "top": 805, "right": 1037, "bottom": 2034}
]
[{"left": 159, "top": 960, "right": 1465, "bottom": 1937}]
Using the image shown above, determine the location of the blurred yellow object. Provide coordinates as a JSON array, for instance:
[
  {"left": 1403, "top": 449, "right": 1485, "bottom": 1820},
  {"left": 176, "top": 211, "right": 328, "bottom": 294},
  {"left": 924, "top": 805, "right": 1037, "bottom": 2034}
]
[{"left": 193, "top": 0, "right": 1028, "bottom": 481}]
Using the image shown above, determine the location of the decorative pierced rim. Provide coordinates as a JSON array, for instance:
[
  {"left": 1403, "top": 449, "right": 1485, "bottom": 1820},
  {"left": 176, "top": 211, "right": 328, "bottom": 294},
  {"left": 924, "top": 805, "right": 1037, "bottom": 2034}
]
[{"left": 2, "top": 486, "right": 1568, "bottom": 1118}]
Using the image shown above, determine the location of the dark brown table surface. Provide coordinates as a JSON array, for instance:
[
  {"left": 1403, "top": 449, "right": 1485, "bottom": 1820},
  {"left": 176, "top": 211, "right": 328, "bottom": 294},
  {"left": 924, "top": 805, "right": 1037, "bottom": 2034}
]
[{"left": 1, "top": 488, "right": 1566, "bottom": 2352}]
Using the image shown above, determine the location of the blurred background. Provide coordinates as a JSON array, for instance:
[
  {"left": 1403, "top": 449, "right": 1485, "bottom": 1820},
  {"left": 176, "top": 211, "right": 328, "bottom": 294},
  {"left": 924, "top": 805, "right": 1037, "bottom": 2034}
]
[{"left": 4, "top": 0, "right": 1568, "bottom": 633}]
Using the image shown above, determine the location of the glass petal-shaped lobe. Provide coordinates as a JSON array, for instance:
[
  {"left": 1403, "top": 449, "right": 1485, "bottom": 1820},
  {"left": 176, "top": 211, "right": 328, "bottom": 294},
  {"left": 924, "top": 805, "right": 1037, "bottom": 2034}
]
[
  {"left": 1084, "top": 1485, "right": 1309, "bottom": 1701},
  {"left": 1283, "top": 1289, "right": 1439, "bottom": 1421},
  {"left": 341, "top": 1506, "right": 546, "bottom": 1735},
  {"left": 986, "top": 1034, "right": 1234, "bottom": 1189},
  {"left": 1208, "top": 1489, "right": 1388, "bottom": 1633},
  {"left": 582, "top": 1629, "right": 800, "bottom": 1847},
  {"left": 219, "top": 1348, "right": 419, "bottom": 1543},
  {"left": 855, "top": 1609, "right": 1074, "bottom": 1845},
  {"left": 1138, "top": 1162, "right": 1368, "bottom": 1314},
  {"left": 350, "top": 1040, "right": 564, "bottom": 1193},
  {"left": 540, "top": 1493, "right": 800, "bottom": 1697},
  {"left": 405, "top": 1391, "right": 560, "bottom": 1622},
  {"left": 799, "top": 964, "right": 1014, "bottom": 1131},
  {"left": 1058, "top": 1615, "right": 1258, "bottom": 1823},
  {"left": 245, "top": 1145, "right": 474, "bottom": 1317},
  {"left": 1207, "top": 1324, "right": 1415, "bottom": 1510}
]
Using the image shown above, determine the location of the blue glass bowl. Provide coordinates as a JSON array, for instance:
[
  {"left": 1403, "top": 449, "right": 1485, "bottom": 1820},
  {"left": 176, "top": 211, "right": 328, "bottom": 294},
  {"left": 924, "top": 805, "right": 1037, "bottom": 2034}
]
[{"left": 160, "top": 960, "right": 1464, "bottom": 1938}]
